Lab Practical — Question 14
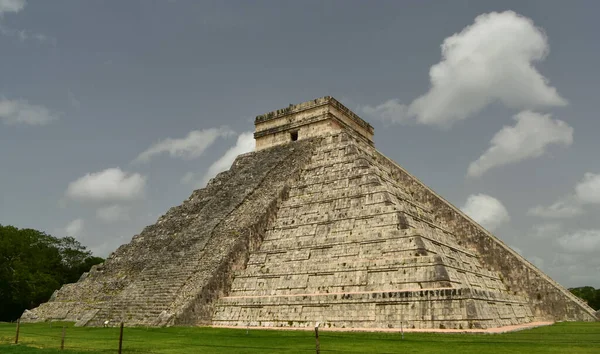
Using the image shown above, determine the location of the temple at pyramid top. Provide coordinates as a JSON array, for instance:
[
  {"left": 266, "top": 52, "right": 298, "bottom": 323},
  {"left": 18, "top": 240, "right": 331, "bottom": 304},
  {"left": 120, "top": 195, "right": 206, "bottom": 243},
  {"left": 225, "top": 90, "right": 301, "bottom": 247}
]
[{"left": 254, "top": 96, "right": 375, "bottom": 150}]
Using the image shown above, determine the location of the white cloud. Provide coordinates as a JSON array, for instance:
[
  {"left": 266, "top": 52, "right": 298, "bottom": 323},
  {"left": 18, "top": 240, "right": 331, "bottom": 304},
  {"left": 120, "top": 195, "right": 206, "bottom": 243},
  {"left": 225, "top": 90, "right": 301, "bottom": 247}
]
[
  {"left": 361, "top": 99, "right": 408, "bottom": 125},
  {"left": 96, "top": 205, "right": 131, "bottom": 223},
  {"left": 528, "top": 197, "right": 583, "bottom": 219},
  {"left": 0, "top": 98, "right": 58, "bottom": 125},
  {"left": 202, "top": 132, "right": 254, "bottom": 184},
  {"left": 529, "top": 172, "right": 600, "bottom": 219},
  {"left": 557, "top": 229, "right": 600, "bottom": 254},
  {"left": 66, "top": 168, "right": 146, "bottom": 203},
  {"left": 363, "top": 11, "right": 566, "bottom": 127},
  {"left": 467, "top": 111, "right": 572, "bottom": 178},
  {"left": 0, "top": 0, "right": 25, "bottom": 15},
  {"left": 575, "top": 173, "right": 600, "bottom": 204},
  {"left": 460, "top": 193, "right": 510, "bottom": 231},
  {"left": 64, "top": 218, "right": 84, "bottom": 238},
  {"left": 134, "top": 127, "right": 234, "bottom": 163},
  {"left": 182, "top": 132, "right": 255, "bottom": 188}
]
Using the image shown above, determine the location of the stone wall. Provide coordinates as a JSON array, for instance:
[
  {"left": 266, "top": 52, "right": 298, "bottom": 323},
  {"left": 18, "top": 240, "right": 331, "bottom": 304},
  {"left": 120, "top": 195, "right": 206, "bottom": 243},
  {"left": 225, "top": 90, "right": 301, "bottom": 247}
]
[
  {"left": 255, "top": 116, "right": 341, "bottom": 151},
  {"left": 216, "top": 288, "right": 533, "bottom": 330},
  {"left": 255, "top": 96, "right": 374, "bottom": 151},
  {"left": 367, "top": 140, "right": 597, "bottom": 322}
]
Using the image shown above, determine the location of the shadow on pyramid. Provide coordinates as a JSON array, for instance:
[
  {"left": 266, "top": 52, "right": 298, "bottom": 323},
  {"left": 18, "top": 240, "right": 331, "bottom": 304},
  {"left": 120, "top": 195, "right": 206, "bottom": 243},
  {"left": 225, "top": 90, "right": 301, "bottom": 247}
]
[{"left": 22, "top": 97, "right": 597, "bottom": 331}]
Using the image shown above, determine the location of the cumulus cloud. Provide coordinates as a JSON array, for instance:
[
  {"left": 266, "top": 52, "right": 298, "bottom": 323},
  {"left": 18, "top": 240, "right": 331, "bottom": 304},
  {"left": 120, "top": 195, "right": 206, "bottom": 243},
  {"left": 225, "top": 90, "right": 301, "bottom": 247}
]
[
  {"left": 575, "top": 173, "right": 600, "bottom": 204},
  {"left": 202, "top": 132, "right": 254, "bottom": 184},
  {"left": 96, "top": 204, "right": 131, "bottom": 223},
  {"left": 529, "top": 172, "right": 600, "bottom": 219},
  {"left": 557, "top": 229, "right": 600, "bottom": 254},
  {"left": 362, "top": 11, "right": 566, "bottom": 127},
  {"left": 134, "top": 127, "right": 234, "bottom": 163},
  {"left": 66, "top": 168, "right": 146, "bottom": 203},
  {"left": 0, "top": 0, "right": 24, "bottom": 15},
  {"left": 460, "top": 193, "right": 510, "bottom": 231},
  {"left": 0, "top": 98, "right": 58, "bottom": 125},
  {"left": 64, "top": 218, "right": 84, "bottom": 238},
  {"left": 181, "top": 132, "right": 255, "bottom": 188},
  {"left": 467, "top": 111, "right": 572, "bottom": 177},
  {"left": 528, "top": 198, "right": 583, "bottom": 219}
]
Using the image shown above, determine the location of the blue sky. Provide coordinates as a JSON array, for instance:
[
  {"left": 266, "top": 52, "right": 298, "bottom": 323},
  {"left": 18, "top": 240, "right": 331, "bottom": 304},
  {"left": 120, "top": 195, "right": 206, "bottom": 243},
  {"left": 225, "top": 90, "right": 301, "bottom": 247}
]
[{"left": 1, "top": 0, "right": 599, "bottom": 287}]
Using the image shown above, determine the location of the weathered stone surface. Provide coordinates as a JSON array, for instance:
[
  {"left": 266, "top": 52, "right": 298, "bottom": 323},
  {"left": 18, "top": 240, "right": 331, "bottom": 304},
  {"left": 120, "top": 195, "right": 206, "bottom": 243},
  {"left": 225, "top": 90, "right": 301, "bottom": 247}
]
[
  {"left": 254, "top": 96, "right": 374, "bottom": 151},
  {"left": 20, "top": 309, "right": 39, "bottom": 322},
  {"left": 23, "top": 138, "right": 318, "bottom": 326},
  {"left": 213, "top": 132, "right": 539, "bottom": 329},
  {"left": 22, "top": 96, "right": 597, "bottom": 330}
]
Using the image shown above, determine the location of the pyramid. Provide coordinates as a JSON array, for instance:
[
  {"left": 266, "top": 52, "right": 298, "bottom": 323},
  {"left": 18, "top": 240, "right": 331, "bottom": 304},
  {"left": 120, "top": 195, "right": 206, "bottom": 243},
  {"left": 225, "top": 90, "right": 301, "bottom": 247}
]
[{"left": 23, "top": 97, "right": 597, "bottom": 330}]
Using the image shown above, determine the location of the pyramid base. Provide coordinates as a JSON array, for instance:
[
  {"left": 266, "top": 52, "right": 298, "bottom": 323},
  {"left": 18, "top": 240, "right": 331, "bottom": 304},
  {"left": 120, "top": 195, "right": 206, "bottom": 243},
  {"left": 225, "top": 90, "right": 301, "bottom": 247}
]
[
  {"left": 212, "top": 321, "right": 554, "bottom": 334},
  {"left": 213, "top": 287, "right": 535, "bottom": 330}
]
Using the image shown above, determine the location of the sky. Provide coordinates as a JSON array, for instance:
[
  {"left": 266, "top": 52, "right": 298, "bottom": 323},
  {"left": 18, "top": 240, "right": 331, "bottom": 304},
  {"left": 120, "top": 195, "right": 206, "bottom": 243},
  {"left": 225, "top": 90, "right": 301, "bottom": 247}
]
[{"left": 0, "top": 0, "right": 599, "bottom": 288}]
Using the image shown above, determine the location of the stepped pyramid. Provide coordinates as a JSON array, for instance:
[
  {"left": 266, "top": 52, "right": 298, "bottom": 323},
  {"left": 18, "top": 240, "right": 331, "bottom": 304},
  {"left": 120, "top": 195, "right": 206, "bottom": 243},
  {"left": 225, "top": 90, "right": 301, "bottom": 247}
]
[{"left": 23, "top": 97, "right": 597, "bottom": 330}]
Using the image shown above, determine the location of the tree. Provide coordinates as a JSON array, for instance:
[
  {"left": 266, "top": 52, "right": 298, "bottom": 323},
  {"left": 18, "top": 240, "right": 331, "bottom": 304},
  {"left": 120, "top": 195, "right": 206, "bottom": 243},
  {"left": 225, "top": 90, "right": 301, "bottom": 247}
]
[
  {"left": 569, "top": 286, "right": 600, "bottom": 310},
  {"left": 55, "top": 236, "right": 104, "bottom": 284},
  {"left": 0, "top": 225, "right": 104, "bottom": 322}
]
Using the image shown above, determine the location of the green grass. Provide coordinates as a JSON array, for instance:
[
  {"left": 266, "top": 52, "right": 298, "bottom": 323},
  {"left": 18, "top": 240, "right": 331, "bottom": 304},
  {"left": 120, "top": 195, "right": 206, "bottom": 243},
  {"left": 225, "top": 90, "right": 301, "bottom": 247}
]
[{"left": 0, "top": 322, "right": 599, "bottom": 353}]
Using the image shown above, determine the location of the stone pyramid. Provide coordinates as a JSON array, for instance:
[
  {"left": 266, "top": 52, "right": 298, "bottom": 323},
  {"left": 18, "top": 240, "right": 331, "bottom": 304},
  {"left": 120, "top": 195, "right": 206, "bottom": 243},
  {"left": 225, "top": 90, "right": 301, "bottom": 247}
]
[{"left": 23, "top": 97, "right": 597, "bottom": 330}]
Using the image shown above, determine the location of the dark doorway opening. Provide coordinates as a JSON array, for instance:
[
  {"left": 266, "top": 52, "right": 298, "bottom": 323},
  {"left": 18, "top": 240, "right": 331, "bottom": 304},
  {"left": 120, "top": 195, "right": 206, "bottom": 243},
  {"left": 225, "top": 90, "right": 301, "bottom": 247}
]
[{"left": 290, "top": 131, "right": 299, "bottom": 141}]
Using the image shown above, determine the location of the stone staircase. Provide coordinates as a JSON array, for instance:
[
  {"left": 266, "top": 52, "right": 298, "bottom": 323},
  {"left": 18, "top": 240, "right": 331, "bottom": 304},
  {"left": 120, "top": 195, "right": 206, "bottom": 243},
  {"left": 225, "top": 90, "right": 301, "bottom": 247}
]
[
  {"left": 24, "top": 138, "right": 320, "bottom": 327},
  {"left": 86, "top": 258, "right": 202, "bottom": 326}
]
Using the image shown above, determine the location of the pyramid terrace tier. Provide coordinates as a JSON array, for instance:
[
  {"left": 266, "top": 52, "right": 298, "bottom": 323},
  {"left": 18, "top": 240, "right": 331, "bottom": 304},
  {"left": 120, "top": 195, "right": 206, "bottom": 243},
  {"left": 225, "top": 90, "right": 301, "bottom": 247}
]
[{"left": 213, "top": 287, "right": 534, "bottom": 330}]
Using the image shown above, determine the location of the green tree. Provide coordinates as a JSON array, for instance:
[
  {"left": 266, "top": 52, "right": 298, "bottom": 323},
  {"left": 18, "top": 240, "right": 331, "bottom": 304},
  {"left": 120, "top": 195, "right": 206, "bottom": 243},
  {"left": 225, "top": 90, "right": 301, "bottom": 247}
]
[
  {"left": 55, "top": 236, "right": 104, "bottom": 284},
  {"left": 0, "top": 225, "right": 104, "bottom": 322},
  {"left": 569, "top": 286, "right": 600, "bottom": 310}
]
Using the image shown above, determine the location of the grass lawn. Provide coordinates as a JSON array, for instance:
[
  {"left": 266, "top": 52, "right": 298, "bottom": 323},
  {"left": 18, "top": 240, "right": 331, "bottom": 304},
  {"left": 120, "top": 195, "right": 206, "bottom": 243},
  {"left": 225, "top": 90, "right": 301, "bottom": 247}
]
[{"left": 0, "top": 321, "right": 598, "bottom": 353}]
